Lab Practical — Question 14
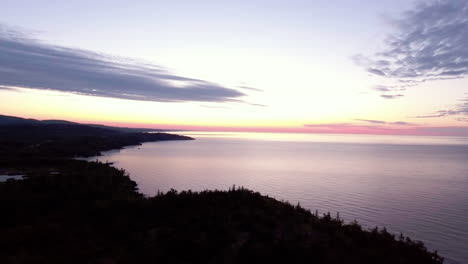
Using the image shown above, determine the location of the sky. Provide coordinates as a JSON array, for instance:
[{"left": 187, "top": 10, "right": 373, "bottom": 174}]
[{"left": 1, "top": 0, "right": 468, "bottom": 136}]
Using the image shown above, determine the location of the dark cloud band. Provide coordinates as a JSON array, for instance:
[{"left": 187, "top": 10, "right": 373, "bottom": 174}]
[{"left": 0, "top": 25, "right": 245, "bottom": 103}]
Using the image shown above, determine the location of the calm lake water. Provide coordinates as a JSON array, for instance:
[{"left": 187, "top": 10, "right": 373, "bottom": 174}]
[{"left": 92, "top": 132, "right": 468, "bottom": 264}]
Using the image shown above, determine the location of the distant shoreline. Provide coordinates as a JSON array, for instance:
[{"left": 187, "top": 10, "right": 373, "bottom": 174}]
[{"left": 0, "top": 122, "right": 444, "bottom": 263}]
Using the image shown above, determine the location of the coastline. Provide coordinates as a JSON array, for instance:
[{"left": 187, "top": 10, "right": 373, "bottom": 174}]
[{"left": 0, "top": 124, "right": 444, "bottom": 263}]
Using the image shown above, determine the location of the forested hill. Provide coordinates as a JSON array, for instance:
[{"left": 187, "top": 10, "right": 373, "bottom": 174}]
[
  {"left": 0, "top": 114, "right": 173, "bottom": 133},
  {"left": 0, "top": 123, "right": 193, "bottom": 158},
  {"left": 0, "top": 170, "right": 444, "bottom": 264},
  {"left": 0, "top": 118, "right": 444, "bottom": 264}
]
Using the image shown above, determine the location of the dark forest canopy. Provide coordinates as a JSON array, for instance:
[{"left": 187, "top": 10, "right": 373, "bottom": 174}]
[{"left": 0, "top": 120, "right": 444, "bottom": 264}]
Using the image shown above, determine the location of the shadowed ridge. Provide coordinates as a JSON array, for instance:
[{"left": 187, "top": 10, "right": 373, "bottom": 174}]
[
  {"left": 0, "top": 119, "right": 444, "bottom": 264},
  {"left": 0, "top": 123, "right": 193, "bottom": 158},
  {"left": 0, "top": 114, "right": 175, "bottom": 133},
  {"left": 0, "top": 171, "right": 444, "bottom": 264}
]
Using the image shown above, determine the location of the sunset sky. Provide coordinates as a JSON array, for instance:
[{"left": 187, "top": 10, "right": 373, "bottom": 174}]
[{"left": 1, "top": 0, "right": 468, "bottom": 135}]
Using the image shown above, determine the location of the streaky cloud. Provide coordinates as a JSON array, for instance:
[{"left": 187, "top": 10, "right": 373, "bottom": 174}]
[
  {"left": 303, "top": 123, "right": 400, "bottom": 135},
  {"left": 414, "top": 96, "right": 468, "bottom": 120},
  {"left": 247, "top": 103, "right": 267, "bottom": 107},
  {"left": 0, "top": 86, "right": 16, "bottom": 91},
  {"left": 373, "top": 85, "right": 392, "bottom": 92},
  {"left": 392, "top": 121, "right": 413, "bottom": 126},
  {"left": 367, "top": 68, "right": 386, "bottom": 76},
  {"left": 354, "top": 119, "right": 415, "bottom": 126},
  {"left": 380, "top": 94, "right": 403, "bottom": 99},
  {"left": 304, "top": 123, "right": 468, "bottom": 136},
  {"left": 238, "top": 86, "right": 263, "bottom": 92},
  {"left": 0, "top": 25, "right": 245, "bottom": 103},
  {"left": 355, "top": 119, "right": 386, "bottom": 124}
]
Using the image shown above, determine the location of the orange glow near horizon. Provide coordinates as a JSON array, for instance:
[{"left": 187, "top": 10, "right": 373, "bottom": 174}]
[
  {"left": 4, "top": 109, "right": 467, "bottom": 137},
  {"left": 1, "top": 86, "right": 467, "bottom": 137}
]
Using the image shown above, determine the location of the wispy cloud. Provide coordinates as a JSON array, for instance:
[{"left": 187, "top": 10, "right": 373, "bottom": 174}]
[
  {"left": 355, "top": 0, "right": 468, "bottom": 98},
  {"left": 304, "top": 118, "right": 416, "bottom": 134},
  {"left": 304, "top": 123, "right": 468, "bottom": 136},
  {"left": 0, "top": 86, "right": 16, "bottom": 91},
  {"left": 373, "top": 85, "right": 392, "bottom": 92},
  {"left": 237, "top": 85, "right": 263, "bottom": 92},
  {"left": 415, "top": 95, "right": 468, "bottom": 121},
  {"left": 0, "top": 25, "right": 246, "bottom": 103},
  {"left": 380, "top": 94, "right": 403, "bottom": 99},
  {"left": 304, "top": 123, "right": 400, "bottom": 135},
  {"left": 247, "top": 103, "right": 267, "bottom": 107},
  {"left": 355, "top": 119, "right": 415, "bottom": 126}
]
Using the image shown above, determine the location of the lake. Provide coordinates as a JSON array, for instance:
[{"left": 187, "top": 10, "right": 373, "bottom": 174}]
[{"left": 91, "top": 132, "right": 468, "bottom": 264}]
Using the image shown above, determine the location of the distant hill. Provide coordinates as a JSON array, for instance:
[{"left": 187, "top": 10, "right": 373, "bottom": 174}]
[
  {"left": 0, "top": 115, "right": 41, "bottom": 126},
  {"left": 0, "top": 123, "right": 193, "bottom": 158},
  {"left": 0, "top": 114, "right": 176, "bottom": 133},
  {"left": 42, "top": 119, "right": 79, "bottom": 125},
  {"left": 0, "top": 117, "right": 443, "bottom": 264}
]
